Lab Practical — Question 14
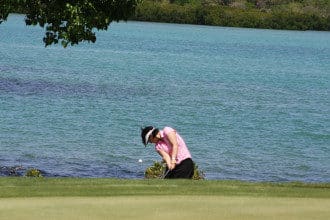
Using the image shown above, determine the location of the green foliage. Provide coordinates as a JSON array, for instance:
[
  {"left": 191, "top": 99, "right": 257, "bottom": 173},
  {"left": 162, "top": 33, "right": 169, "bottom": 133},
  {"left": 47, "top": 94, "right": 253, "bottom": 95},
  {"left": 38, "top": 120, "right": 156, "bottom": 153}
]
[
  {"left": 134, "top": 1, "right": 198, "bottom": 24},
  {"left": 145, "top": 161, "right": 205, "bottom": 180},
  {"left": 25, "top": 168, "right": 43, "bottom": 178},
  {"left": 0, "top": 0, "right": 139, "bottom": 47},
  {"left": 133, "top": 0, "right": 329, "bottom": 30},
  {"left": 192, "top": 162, "right": 205, "bottom": 180},
  {"left": 145, "top": 161, "right": 165, "bottom": 179}
]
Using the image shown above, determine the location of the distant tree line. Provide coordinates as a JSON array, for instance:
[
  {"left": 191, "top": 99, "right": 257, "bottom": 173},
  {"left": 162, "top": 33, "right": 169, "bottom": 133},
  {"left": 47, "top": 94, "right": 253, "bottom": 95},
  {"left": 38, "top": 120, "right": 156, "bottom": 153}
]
[
  {"left": 2, "top": 0, "right": 329, "bottom": 46},
  {"left": 131, "top": 0, "right": 329, "bottom": 31}
]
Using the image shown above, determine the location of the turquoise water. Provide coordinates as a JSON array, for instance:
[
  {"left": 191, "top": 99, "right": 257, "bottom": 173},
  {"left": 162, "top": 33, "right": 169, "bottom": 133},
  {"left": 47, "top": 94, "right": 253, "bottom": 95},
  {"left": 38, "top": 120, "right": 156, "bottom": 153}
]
[{"left": 1, "top": 14, "right": 329, "bottom": 181}]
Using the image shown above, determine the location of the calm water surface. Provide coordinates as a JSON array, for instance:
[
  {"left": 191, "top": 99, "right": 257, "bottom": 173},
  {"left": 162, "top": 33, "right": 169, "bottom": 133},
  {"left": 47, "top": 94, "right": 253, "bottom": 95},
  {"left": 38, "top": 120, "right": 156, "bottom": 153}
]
[{"left": 0, "top": 14, "right": 329, "bottom": 181}]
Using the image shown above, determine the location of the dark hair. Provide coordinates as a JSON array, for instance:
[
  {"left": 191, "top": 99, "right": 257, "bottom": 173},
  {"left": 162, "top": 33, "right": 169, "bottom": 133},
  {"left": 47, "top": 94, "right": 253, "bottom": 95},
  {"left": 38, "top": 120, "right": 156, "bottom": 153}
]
[{"left": 141, "top": 126, "right": 159, "bottom": 146}]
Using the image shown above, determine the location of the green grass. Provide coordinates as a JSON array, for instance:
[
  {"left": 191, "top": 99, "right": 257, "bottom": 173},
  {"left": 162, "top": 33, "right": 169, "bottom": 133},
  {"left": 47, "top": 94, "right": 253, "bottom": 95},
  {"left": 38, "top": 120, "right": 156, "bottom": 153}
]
[
  {"left": 1, "top": 196, "right": 330, "bottom": 220},
  {"left": 0, "top": 178, "right": 329, "bottom": 198},
  {"left": 0, "top": 178, "right": 329, "bottom": 220}
]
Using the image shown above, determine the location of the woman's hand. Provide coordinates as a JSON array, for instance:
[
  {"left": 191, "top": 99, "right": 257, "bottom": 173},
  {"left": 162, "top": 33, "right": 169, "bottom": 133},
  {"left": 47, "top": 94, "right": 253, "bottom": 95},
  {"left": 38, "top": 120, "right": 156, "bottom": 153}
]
[
  {"left": 158, "top": 150, "right": 176, "bottom": 170},
  {"left": 166, "top": 156, "right": 176, "bottom": 170},
  {"left": 168, "top": 161, "right": 176, "bottom": 170}
]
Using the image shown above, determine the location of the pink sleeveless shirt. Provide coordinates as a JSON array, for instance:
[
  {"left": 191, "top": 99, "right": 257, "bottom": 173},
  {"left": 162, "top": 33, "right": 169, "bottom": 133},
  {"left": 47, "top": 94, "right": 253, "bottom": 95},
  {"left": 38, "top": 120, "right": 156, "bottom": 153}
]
[{"left": 155, "top": 127, "right": 192, "bottom": 164}]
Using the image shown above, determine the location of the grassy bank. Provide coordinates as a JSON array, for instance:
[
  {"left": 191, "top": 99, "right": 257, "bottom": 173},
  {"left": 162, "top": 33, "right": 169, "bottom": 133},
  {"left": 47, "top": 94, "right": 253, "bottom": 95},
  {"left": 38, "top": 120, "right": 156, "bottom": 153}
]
[
  {"left": 0, "top": 178, "right": 329, "bottom": 198},
  {"left": 0, "top": 178, "right": 329, "bottom": 220}
]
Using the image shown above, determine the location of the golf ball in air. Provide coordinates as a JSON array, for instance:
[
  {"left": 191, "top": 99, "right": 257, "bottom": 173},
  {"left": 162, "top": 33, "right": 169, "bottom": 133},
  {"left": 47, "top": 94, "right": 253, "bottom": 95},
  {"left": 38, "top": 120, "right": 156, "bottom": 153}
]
[{"left": 138, "top": 159, "right": 143, "bottom": 163}]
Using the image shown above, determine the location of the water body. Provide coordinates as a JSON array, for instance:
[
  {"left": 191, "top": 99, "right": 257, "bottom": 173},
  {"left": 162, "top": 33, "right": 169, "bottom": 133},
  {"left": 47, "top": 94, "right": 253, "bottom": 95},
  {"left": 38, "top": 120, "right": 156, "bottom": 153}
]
[{"left": 0, "top": 14, "right": 329, "bottom": 182}]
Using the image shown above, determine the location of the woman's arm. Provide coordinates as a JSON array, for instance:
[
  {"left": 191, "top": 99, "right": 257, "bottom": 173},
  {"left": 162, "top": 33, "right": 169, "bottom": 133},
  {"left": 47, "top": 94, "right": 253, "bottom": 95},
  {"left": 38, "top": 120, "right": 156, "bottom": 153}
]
[
  {"left": 166, "top": 130, "right": 178, "bottom": 164},
  {"left": 157, "top": 150, "right": 175, "bottom": 170}
]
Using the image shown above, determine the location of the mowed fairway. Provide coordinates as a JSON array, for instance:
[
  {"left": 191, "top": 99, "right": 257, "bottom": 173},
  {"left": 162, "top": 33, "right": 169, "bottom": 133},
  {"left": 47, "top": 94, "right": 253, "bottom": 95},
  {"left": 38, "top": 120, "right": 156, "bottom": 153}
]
[
  {"left": 0, "top": 178, "right": 329, "bottom": 220},
  {"left": 0, "top": 196, "right": 329, "bottom": 220}
]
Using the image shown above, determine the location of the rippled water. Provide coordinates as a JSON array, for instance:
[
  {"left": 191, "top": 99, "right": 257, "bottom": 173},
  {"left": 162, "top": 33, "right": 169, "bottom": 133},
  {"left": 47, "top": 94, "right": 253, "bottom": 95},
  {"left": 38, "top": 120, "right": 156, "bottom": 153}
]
[{"left": 1, "top": 14, "right": 329, "bottom": 182}]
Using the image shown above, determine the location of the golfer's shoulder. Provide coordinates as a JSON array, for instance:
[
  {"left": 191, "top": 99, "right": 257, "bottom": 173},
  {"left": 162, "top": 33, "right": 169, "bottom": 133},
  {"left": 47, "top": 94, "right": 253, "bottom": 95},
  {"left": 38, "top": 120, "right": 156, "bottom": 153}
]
[{"left": 163, "top": 126, "right": 176, "bottom": 134}]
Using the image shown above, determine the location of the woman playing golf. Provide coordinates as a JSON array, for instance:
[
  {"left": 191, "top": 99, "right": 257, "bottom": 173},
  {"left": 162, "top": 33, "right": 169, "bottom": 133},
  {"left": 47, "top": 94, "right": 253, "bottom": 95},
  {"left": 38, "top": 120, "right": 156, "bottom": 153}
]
[{"left": 141, "top": 126, "right": 194, "bottom": 179}]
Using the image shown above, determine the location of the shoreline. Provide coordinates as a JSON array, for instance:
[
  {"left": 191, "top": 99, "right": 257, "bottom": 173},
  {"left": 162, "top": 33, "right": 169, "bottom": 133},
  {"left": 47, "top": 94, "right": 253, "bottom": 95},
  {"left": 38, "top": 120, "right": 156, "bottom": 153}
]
[{"left": 2, "top": 165, "right": 329, "bottom": 183}]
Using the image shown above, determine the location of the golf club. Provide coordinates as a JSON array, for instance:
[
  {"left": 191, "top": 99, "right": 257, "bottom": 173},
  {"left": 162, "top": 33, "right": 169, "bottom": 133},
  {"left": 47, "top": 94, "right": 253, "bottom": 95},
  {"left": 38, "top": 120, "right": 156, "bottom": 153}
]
[{"left": 162, "top": 168, "right": 171, "bottom": 179}]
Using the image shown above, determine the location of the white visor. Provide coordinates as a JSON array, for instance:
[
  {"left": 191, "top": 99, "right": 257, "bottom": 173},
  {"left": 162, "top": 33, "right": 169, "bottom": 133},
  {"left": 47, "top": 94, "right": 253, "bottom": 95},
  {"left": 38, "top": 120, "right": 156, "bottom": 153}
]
[{"left": 144, "top": 128, "right": 155, "bottom": 145}]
